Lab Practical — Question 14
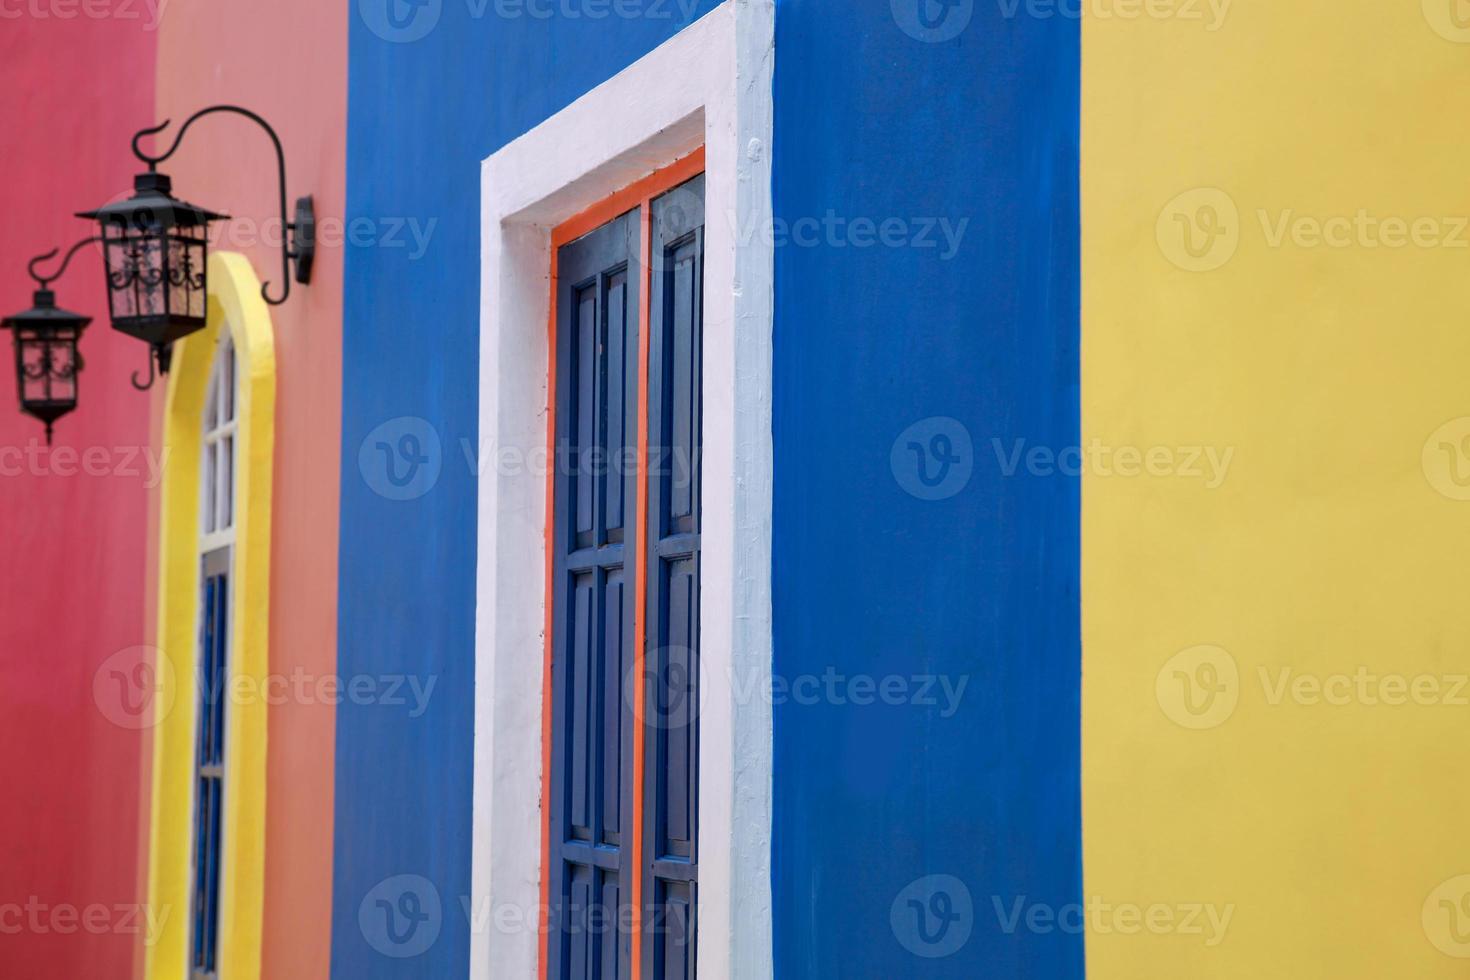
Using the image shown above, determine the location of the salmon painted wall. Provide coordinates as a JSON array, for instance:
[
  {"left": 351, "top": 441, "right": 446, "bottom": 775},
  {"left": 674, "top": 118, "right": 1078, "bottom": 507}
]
[
  {"left": 147, "top": 2, "right": 346, "bottom": 976},
  {"left": 0, "top": 12, "right": 155, "bottom": 979},
  {"left": 1083, "top": 1, "right": 1470, "bottom": 976}
]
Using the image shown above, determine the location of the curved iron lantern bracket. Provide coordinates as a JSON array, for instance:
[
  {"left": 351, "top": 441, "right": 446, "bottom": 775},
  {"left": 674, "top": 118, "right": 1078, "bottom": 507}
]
[
  {"left": 27, "top": 236, "right": 101, "bottom": 291},
  {"left": 131, "top": 104, "right": 315, "bottom": 306}
]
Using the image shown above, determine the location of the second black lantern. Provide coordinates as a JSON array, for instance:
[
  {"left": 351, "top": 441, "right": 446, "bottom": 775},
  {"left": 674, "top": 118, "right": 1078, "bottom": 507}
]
[{"left": 0, "top": 287, "right": 91, "bottom": 445}]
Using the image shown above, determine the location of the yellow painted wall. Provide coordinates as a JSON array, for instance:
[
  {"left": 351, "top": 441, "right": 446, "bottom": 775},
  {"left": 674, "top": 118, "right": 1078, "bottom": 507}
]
[{"left": 1083, "top": 1, "right": 1470, "bottom": 976}]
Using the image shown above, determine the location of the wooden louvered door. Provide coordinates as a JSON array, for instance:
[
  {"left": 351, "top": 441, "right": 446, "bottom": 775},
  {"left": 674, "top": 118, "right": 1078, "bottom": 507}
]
[
  {"left": 640, "top": 176, "right": 703, "bottom": 980},
  {"left": 547, "top": 167, "right": 705, "bottom": 980},
  {"left": 548, "top": 208, "right": 641, "bottom": 980}
]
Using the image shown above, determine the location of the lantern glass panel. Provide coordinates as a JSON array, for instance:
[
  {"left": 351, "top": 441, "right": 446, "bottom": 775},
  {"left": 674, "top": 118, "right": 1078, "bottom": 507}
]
[
  {"left": 98, "top": 220, "right": 209, "bottom": 346},
  {"left": 166, "top": 227, "right": 208, "bottom": 320},
  {"left": 102, "top": 221, "right": 166, "bottom": 323},
  {"left": 14, "top": 327, "right": 80, "bottom": 409}
]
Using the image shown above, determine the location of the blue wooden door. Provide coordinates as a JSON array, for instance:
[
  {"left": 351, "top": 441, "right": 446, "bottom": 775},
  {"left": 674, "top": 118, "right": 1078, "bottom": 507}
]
[
  {"left": 549, "top": 209, "right": 642, "bottom": 980},
  {"left": 641, "top": 176, "right": 704, "bottom": 980},
  {"left": 191, "top": 547, "right": 230, "bottom": 979}
]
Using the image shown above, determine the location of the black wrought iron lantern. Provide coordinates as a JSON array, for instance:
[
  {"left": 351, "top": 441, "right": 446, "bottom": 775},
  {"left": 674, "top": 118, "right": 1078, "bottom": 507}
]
[
  {"left": 77, "top": 105, "right": 314, "bottom": 388},
  {"left": 1, "top": 284, "right": 90, "bottom": 445},
  {"left": 76, "top": 171, "right": 227, "bottom": 382}
]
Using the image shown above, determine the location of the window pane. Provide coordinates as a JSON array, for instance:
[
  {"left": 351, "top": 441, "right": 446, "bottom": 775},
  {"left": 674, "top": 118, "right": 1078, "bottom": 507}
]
[
  {"left": 222, "top": 342, "right": 235, "bottom": 425},
  {"left": 201, "top": 444, "right": 216, "bottom": 535},
  {"left": 219, "top": 434, "right": 233, "bottom": 532}
]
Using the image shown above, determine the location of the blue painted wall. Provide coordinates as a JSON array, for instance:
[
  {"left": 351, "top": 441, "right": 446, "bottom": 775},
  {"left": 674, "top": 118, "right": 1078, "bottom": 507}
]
[
  {"left": 770, "top": 0, "right": 1082, "bottom": 976},
  {"left": 334, "top": 2, "right": 720, "bottom": 976},
  {"left": 337, "top": 0, "right": 1078, "bottom": 975}
]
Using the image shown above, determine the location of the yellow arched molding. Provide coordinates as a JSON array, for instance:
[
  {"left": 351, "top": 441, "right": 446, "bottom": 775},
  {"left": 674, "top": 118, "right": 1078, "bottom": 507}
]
[{"left": 147, "top": 252, "right": 274, "bottom": 980}]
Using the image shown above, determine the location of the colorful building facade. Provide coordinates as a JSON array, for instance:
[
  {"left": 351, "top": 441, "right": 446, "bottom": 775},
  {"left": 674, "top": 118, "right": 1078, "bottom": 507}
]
[{"left": 2, "top": 1, "right": 1469, "bottom": 978}]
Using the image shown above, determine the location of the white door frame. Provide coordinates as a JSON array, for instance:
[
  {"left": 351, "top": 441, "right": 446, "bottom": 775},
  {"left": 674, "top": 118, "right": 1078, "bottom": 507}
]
[{"left": 472, "top": 3, "right": 775, "bottom": 977}]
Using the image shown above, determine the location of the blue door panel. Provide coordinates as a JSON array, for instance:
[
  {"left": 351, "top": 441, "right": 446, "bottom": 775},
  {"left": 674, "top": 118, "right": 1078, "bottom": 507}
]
[
  {"left": 658, "top": 885, "right": 693, "bottom": 980},
  {"left": 642, "top": 176, "right": 704, "bottom": 980},
  {"left": 656, "top": 559, "right": 695, "bottom": 861},
  {"left": 551, "top": 181, "right": 705, "bottom": 980},
  {"left": 602, "top": 568, "right": 627, "bottom": 847},
  {"left": 550, "top": 210, "right": 641, "bottom": 980},
  {"left": 603, "top": 271, "right": 630, "bottom": 539}
]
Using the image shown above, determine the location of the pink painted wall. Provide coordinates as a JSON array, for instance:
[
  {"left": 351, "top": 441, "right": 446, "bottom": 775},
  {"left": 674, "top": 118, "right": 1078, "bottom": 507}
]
[
  {"left": 0, "top": 12, "right": 157, "bottom": 979},
  {"left": 151, "top": 3, "right": 347, "bottom": 976}
]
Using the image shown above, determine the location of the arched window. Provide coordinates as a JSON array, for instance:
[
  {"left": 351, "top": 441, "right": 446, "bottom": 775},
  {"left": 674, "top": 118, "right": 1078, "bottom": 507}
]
[{"left": 147, "top": 253, "right": 275, "bottom": 980}]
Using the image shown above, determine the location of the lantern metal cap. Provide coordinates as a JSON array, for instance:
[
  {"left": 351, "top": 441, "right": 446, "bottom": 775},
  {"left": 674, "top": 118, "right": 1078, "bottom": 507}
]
[
  {"left": 1, "top": 290, "right": 92, "bottom": 332},
  {"left": 75, "top": 171, "right": 230, "bottom": 230}
]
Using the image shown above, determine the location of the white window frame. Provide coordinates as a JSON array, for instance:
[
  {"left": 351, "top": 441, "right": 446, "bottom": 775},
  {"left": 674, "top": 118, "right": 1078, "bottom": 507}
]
[
  {"left": 200, "top": 334, "right": 238, "bottom": 553},
  {"left": 472, "top": 3, "right": 775, "bottom": 977}
]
